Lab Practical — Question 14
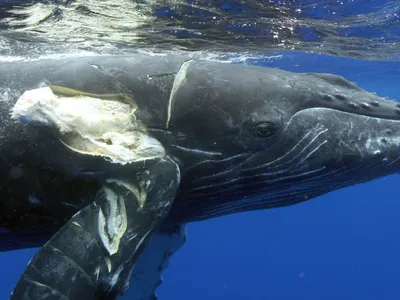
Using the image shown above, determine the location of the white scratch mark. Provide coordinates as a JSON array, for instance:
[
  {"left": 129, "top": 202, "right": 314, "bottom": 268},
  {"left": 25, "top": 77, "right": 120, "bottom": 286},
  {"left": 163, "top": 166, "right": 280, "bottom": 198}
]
[
  {"left": 133, "top": 229, "right": 153, "bottom": 254},
  {"left": 171, "top": 144, "right": 223, "bottom": 156},
  {"left": 127, "top": 232, "right": 139, "bottom": 243},
  {"left": 166, "top": 60, "right": 194, "bottom": 128},
  {"left": 72, "top": 221, "right": 82, "bottom": 228},
  {"left": 105, "top": 257, "right": 112, "bottom": 273},
  {"left": 95, "top": 266, "right": 100, "bottom": 282},
  {"left": 109, "top": 265, "right": 124, "bottom": 288}
]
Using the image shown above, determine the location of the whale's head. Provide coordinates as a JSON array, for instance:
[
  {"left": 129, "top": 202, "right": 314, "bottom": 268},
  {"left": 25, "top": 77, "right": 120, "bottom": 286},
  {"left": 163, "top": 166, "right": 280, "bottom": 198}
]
[{"left": 173, "top": 62, "right": 400, "bottom": 222}]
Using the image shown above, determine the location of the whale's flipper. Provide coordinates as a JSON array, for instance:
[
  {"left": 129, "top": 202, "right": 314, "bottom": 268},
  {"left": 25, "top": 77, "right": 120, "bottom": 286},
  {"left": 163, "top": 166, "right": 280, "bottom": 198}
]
[
  {"left": 10, "top": 158, "right": 180, "bottom": 299},
  {"left": 120, "top": 224, "right": 187, "bottom": 300},
  {"left": 9, "top": 85, "right": 182, "bottom": 299}
]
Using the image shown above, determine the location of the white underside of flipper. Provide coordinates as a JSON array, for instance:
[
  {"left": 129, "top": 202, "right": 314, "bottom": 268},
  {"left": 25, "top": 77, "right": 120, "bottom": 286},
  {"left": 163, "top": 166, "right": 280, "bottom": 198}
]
[{"left": 11, "top": 86, "right": 165, "bottom": 164}]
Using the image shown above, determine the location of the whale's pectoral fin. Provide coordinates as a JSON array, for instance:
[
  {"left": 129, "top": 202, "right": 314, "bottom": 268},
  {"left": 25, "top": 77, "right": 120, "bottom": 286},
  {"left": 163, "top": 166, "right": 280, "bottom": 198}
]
[
  {"left": 10, "top": 157, "right": 180, "bottom": 300},
  {"left": 120, "top": 224, "right": 187, "bottom": 300}
]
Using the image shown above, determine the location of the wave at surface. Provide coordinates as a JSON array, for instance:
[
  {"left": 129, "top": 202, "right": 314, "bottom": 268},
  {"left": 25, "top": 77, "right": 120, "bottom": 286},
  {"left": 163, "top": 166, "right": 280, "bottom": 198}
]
[{"left": 0, "top": 0, "right": 399, "bottom": 60}]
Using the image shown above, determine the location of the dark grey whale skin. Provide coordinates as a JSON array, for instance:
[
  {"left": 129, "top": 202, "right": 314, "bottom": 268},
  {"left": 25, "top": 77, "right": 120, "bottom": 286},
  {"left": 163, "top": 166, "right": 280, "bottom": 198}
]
[{"left": 1, "top": 54, "right": 400, "bottom": 299}]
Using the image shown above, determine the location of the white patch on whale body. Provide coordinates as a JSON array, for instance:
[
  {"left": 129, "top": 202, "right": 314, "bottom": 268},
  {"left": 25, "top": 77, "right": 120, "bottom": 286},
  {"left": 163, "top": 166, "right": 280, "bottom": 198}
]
[
  {"left": 166, "top": 59, "right": 193, "bottom": 128},
  {"left": 11, "top": 86, "right": 165, "bottom": 164},
  {"left": 106, "top": 179, "right": 147, "bottom": 208},
  {"left": 98, "top": 186, "right": 128, "bottom": 256},
  {"left": 109, "top": 265, "right": 124, "bottom": 290}
]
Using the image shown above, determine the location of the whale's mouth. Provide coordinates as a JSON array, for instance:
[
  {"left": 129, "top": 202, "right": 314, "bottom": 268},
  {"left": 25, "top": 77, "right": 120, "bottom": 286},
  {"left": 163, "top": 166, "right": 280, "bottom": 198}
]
[{"left": 11, "top": 85, "right": 165, "bottom": 165}]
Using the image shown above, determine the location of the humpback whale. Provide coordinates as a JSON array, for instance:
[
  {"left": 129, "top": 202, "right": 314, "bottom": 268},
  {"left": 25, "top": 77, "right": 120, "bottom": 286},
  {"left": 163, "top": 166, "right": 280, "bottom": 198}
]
[{"left": 1, "top": 54, "right": 400, "bottom": 299}]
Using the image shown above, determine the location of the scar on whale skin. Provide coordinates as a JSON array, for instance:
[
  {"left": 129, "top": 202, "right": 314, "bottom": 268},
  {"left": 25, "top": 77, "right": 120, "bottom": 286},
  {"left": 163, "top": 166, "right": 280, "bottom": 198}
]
[
  {"left": 10, "top": 85, "right": 166, "bottom": 165},
  {"left": 98, "top": 186, "right": 128, "bottom": 256},
  {"left": 166, "top": 59, "right": 194, "bottom": 129}
]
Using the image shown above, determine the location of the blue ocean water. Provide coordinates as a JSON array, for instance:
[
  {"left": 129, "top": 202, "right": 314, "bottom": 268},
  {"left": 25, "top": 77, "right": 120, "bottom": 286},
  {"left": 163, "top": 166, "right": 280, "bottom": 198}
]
[
  {"left": 1, "top": 0, "right": 400, "bottom": 299},
  {"left": 1, "top": 51, "right": 400, "bottom": 299}
]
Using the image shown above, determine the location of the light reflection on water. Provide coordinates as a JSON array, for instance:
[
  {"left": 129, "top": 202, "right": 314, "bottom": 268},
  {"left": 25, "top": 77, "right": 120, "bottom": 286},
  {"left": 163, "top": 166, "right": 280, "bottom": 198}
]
[{"left": 0, "top": 0, "right": 399, "bottom": 60}]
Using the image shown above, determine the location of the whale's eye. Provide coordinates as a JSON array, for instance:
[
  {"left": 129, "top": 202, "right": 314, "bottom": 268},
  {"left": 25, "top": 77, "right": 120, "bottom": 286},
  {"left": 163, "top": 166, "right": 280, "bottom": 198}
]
[{"left": 253, "top": 121, "right": 278, "bottom": 138}]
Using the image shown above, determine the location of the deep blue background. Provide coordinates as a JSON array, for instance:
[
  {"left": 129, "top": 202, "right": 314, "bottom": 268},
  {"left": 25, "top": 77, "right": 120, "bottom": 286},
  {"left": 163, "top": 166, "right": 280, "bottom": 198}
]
[{"left": 1, "top": 52, "right": 400, "bottom": 300}]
